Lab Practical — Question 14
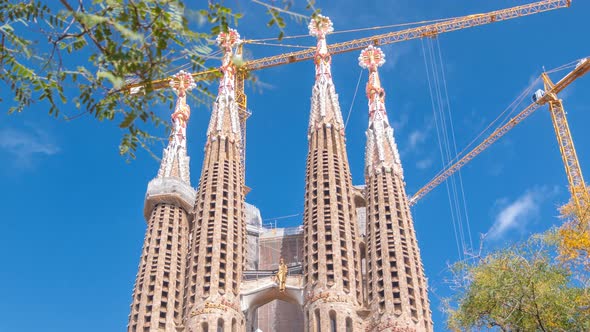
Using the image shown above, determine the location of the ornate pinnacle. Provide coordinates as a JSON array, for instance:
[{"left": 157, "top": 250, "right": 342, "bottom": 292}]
[
  {"left": 206, "top": 28, "right": 242, "bottom": 140},
  {"left": 216, "top": 30, "right": 242, "bottom": 97},
  {"left": 309, "top": 15, "right": 334, "bottom": 79},
  {"left": 308, "top": 15, "right": 334, "bottom": 38},
  {"left": 170, "top": 70, "right": 196, "bottom": 97},
  {"left": 158, "top": 70, "right": 195, "bottom": 181},
  {"left": 217, "top": 29, "right": 241, "bottom": 64},
  {"left": 215, "top": 29, "right": 241, "bottom": 87},
  {"left": 359, "top": 46, "right": 402, "bottom": 177},
  {"left": 309, "top": 15, "right": 333, "bottom": 57},
  {"left": 217, "top": 28, "right": 241, "bottom": 49},
  {"left": 359, "top": 46, "right": 386, "bottom": 115},
  {"left": 169, "top": 70, "right": 196, "bottom": 130},
  {"left": 359, "top": 45, "right": 386, "bottom": 71}
]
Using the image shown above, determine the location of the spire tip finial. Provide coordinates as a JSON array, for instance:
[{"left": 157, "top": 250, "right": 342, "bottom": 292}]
[
  {"left": 217, "top": 28, "right": 242, "bottom": 51},
  {"left": 359, "top": 45, "right": 386, "bottom": 70},
  {"left": 170, "top": 70, "right": 196, "bottom": 96},
  {"left": 309, "top": 15, "right": 333, "bottom": 37},
  {"left": 169, "top": 70, "right": 194, "bottom": 140}
]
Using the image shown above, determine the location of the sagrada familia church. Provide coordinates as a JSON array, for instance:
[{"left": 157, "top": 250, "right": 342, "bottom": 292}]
[{"left": 127, "top": 16, "right": 432, "bottom": 332}]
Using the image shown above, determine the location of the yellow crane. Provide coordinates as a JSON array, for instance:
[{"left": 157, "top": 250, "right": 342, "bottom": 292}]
[
  {"left": 122, "top": 0, "right": 571, "bottom": 164},
  {"left": 125, "top": 0, "right": 572, "bottom": 91},
  {"left": 409, "top": 58, "right": 590, "bottom": 222},
  {"left": 539, "top": 66, "right": 589, "bottom": 219}
]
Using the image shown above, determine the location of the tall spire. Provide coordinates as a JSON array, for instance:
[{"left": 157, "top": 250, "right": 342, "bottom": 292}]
[
  {"left": 360, "top": 46, "right": 432, "bottom": 331},
  {"left": 129, "top": 70, "right": 197, "bottom": 332},
  {"left": 157, "top": 70, "right": 195, "bottom": 183},
  {"left": 207, "top": 29, "right": 242, "bottom": 143},
  {"left": 308, "top": 15, "right": 345, "bottom": 133},
  {"left": 359, "top": 46, "right": 403, "bottom": 178},
  {"left": 303, "top": 15, "right": 364, "bottom": 332},
  {"left": 184, "top": 28, "right": 247, "bottom": 331}
]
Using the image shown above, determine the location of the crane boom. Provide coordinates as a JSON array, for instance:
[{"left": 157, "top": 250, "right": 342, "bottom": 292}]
[
  {"left": 118, "top": 0, "right": 572, "bottom": 175},
  {"left": 121, "top": 0, "right": 571, "bottom": 93},
  {"left": 244, "top": 0, "right": 571, "bottom": 71},
  {"left": 409, "top": 57, "right": 590, "bottom": 206}
]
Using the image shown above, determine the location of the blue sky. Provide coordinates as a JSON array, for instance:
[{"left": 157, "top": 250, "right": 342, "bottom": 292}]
[{"left": 1, "top": 1, "right": 589, "bottom": 331}]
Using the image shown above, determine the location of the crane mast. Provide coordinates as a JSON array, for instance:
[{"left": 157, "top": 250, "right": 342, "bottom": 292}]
[
  {"left": 235, "top": 68, "right": 250, "bottom": 168},
  {"left": 540, "top": 70, "right": 589, "bottom": 219},
  {"left": 409, "top": 58, "right": 590, "bottom": 208}
]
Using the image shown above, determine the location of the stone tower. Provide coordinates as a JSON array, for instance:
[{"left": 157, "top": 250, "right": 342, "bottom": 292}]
[
  {"left": 183, "top": 29, "right": 247, "bottom": 331},
  {"left": 128, "top": 71, "right": 197, "bottom": 332},
  {"left": 302, "top": 15, "right": 364, "bottom": 332},
  {"left": 359, "top": 46, "right": 432, "bottom": 331},
  {"left": 127, "top": 22, "right": 435, "bottom": 332}
]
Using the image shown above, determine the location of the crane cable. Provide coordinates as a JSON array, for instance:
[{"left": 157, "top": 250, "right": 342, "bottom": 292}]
[
  {"left": 345, "top": 68, "right": 364, "bottom": 130},
  {"left": 414, "top": 48, "right": 584, "bottom": 258},
  {"left": 435, "top": 59, "right": 583, "bottom": 176},
  {"left": 421, "top": 37, "right": 464, "bottom": 260},
  {"left": 164, "top": 12, "right": 545, "bottom": 84},
  {"left": 153, "top": 17, "right": 582, "bottom": 96},
  {"left": 245, "top": 41, "right": 314, "bottom": 49},
  {"left": 246, "top": 16, "right": 462, "bottom": 43},
  {"left": 425, "top": 79, "right": 537, "bottom": 186},
  {"left": 164, "top": 49, "right": 223, "bottom": 78},
  {"left": 435, "top": 37, "right": 474, "bottom": 252},
  {"left": 261, "top": 212, "right": 303, "bottom": 230},
  {"left": 263, "top": 212, "right": 302, "bottom": 222},
  {"left": 429, "top": 37, "right": 468, "bottom": 260},
  {"left": 546, "top": 59, "right": 580, "bottom": 74}
]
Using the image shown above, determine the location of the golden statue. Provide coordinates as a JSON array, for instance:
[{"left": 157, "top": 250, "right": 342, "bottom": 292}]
[{"left": 276, "top": 258, "right": 288, "bottom": 292}]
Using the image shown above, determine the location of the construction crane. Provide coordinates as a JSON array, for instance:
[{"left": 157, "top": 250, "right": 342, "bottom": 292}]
[
  {"left": 122, "top": 0, "right": 571, "bottom": 165},
  {"left": 539, "top": 65, "right": 590, "bottom": 219},
  {"left": 409, "top": 58, "right": 590, "bottom": 222}
]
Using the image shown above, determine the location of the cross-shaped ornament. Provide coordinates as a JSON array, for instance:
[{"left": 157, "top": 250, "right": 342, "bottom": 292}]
[
  {"left": 359, "top": 45, "right": 386, "bottom": 71},
  {"left": 170, "top": 70, "right": 196, "bottom": 97}
]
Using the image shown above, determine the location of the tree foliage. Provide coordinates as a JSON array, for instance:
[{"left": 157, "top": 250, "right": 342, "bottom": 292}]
[
  {"left": 554, "top": 185, "right": 590, "bottom": 273},
  {"left": 1, "top": 0, "right": 316, "bottom": 159},
  {"left": 445, "top": 233, "right": 590, "bottom": 331}
]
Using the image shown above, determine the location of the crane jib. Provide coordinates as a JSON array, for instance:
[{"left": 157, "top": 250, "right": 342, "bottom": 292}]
[
  {"left": 242, "top": 0, "right": 570, "bottom": 73},
  {"left": 120, "top": 0, "right": 571, "bottom": 92},
  {"left": 409, "top": 57, "right": 589, "bottom": 206}
]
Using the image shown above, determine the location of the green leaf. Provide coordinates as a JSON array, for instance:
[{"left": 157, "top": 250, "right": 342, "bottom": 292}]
[
  {"left": 1, "top": 0, "right": 316, "bottom": 161},
  {"left": 76, "top": 13, "right": 108, "bottom": 28},
  {"left": 112, "top": 22, "right": 144, "bottom": 42},
  {"left": 97, "top": 71, "right": 124, "bottom": 89},
  {"left": 119, "top": 111, "right": 138, "bottom": 128}
]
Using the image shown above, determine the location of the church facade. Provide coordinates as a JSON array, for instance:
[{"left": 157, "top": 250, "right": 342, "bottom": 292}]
[{"left": 127, "top": 16, "right": 432, "bottom": 332}]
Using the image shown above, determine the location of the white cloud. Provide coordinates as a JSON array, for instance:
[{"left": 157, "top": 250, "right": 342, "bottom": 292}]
[
  {"left": 399, "top": 118, "right": 435, "bottom": 159},
  {"left": 401, "top": 116, "right": 435, "bottom": 156},
  {"left": 0, "top": 126, "right": 59, "bottom": 167},
  {"left": 408, "top": 129, "right": 427, "bottom": 150},
  {"left": 416, "top": 158, "right": 433, "bottom": 170},
  {"left": 488, "top": 162, "right": 505, "bottom": 176},
  {"left": 380, "top": 43, "right": 413, "bottom": 72},
  {"left": 487, "top": 186, "right": 556, "bottom": 240},
  {"left": 392, "top": 112, "right": 409, "bottom": 132}
]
